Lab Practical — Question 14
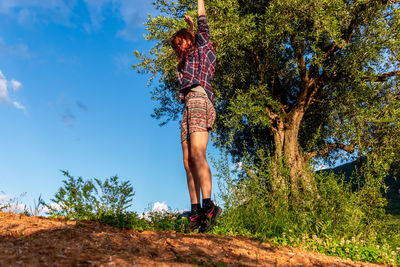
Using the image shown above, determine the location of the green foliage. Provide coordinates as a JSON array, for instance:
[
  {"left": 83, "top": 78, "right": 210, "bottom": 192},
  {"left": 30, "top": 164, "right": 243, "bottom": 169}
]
[
  {"left": 97, "top": 209, "right": 192, "bottom": 233},
  {"left": 133, "top": 3, "right": 400, "bottom": 264},
  {"left": 271, "top": 233, "right": 400, "bottom": 266},
  {"left": 211, "top": 152, "right": 400, "bottom": 265},
  {"left": 98, "top": 212, "right": 150, "bottom": 231},
  {"left": 42, "top": 170, "right": 135, "bottom": 220},
  {"left": 143, "top": 209, "right": 191, "bottom": 232},
  {"left": 94, "top": 176, "right": 135, "bottom": 214},
  {"left": 134, "top": 0, "right": 400, "bottom": 174},
  {"left": 41, "top": 171, "right": 195, "bottom": 232}
]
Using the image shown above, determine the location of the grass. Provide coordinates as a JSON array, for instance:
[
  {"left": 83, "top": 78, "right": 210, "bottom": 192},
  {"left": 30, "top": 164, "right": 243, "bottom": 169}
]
[
  {"left": 1, "top": 194, "right": 400, "bottom": 266},
  {"left": 208, "top": 214, "right": 400, "bottom": 266},
  {"left": 1, "top": 168, "right": 399, "bottom": 266}
]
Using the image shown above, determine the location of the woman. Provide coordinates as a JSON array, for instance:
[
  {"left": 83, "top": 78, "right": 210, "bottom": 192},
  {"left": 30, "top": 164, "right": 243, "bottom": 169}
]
[{"left": 169, "top": 0, "right": 221, "bottom": 232}]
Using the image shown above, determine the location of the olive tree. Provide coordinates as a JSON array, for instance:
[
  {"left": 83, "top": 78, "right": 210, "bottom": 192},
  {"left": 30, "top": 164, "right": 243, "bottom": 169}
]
[{"left": 133, "top": 0, "right": 400, "bottom": 196}]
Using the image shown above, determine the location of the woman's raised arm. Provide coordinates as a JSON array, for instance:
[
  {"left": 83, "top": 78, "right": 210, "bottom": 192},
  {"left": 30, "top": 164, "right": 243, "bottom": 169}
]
[
  {"left": 198, "top": 0, "right": 206, "bottom": 17},
  {"left": 184, "top": 15, "right": 194, "bottom": 32}
]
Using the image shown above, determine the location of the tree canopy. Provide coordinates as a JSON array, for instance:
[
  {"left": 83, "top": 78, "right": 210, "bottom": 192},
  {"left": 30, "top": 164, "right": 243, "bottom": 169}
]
[{"left": 134, "top": 0, "right": 400, "bottom": 192}]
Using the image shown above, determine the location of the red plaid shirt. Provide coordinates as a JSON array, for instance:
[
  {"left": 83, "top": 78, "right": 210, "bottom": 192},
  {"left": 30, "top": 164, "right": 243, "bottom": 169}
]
[{"left": 177, "top": 15, "right": 217, "bottom": 104}]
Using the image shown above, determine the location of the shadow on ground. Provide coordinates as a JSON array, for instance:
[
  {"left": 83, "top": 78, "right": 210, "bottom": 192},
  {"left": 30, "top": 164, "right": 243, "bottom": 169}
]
[{"left": 0, "top": 212, "right": 383, "bottom": 266}]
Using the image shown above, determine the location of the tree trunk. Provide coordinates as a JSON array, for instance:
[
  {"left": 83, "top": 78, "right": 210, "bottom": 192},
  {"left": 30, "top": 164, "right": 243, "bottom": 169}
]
[
  {"left": 271, "top": 112, "right": 315, "bottom": 198},
  {"left": 270, "top": 118, "right": 287, "bottom": 195}
]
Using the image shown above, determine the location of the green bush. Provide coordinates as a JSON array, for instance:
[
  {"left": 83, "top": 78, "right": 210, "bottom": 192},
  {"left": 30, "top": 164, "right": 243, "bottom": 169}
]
[
  {"left": 211, "top": 152, "right": 400, "bottom": 266},
  {"left": 98, "top": 212, "right": 150, "bottom": 231},
  {"left": 42, "top": 171, "right": 193, "bottom": 233},
  {"left": 143, "top": 209, "right": 190, "bottom": 232},
  {"left": 42, "top": 170, "right": 135, "bottom": 220}
]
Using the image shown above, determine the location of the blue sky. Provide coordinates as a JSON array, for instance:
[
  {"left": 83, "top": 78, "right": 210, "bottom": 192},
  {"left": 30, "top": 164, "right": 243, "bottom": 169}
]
[{"left": 0, "top": 0, "right": 221, "bottom": 213}]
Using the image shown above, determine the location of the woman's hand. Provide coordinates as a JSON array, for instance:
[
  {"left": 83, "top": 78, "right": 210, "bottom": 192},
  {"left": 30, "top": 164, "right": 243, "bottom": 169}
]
[{"left": 184, "top": 15, "right": 194, "bottom": 32}]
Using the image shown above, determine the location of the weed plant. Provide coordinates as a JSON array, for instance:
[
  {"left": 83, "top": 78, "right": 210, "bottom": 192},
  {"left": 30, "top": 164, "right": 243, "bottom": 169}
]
[
  {"left": 6, "top": 166, "right": 398, "bottom": 265},
  {"left": 0, "top": 192, "right": 44, "bottom": 216},
  {"left": 42, "top": 170, "right": 135, "bottom": 220},
  {"left": 98, "top": 212, "right": 151, "bottom": 231},
  {"left": 210, "top": 153, "right": 400, "bottom": 266},
  {"left": 0, "top": 192, "right": 27, "bottom": 213},
  {"left": 141, "top": 208, "right": 191, "bottom": 232},
  {"left": 41, "top": 170, "right": 190, "bottom": 232}
]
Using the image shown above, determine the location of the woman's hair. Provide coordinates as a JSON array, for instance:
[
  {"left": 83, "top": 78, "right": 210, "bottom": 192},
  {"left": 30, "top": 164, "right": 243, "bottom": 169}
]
[{"left": 169, "top": 28, "right": 195, "bottom": 69}]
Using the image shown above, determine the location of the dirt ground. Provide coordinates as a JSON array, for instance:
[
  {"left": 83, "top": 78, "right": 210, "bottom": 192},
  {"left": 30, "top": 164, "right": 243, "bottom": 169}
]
[{"left": 0, "top": 212, "right": 385, "bottom": 266}]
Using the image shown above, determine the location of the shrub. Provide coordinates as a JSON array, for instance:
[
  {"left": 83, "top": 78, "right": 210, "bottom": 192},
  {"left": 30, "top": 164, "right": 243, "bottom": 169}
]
[
  {"left": 98, "top": 212, "right": 150, "bottom": 231},
  {"left": 42, "top": 170, "right": 135, "bottom": 220},
  {"left": 211, "top": 152, "right": 400, "bottom": 266},
  {"left": 42, "top": 171, "right": 197, "bottom": 233},
  {"left": 142, "top": 209, "right": 190, "bottom": 232}
]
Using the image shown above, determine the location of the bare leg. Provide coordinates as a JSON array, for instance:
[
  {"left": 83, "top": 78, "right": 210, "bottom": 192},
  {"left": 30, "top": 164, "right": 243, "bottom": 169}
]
[
  {"left": 189, "top": 131, "right": 212, "bottom": 199},
  {"left": 182, "top": 139, "right": 201, "bottom": 204}
]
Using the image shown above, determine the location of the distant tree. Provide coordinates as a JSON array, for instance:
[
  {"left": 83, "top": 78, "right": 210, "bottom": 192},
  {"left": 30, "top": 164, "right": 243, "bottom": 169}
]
[{"left": 133, "top": 0, "right": 400, "bottom": 196}]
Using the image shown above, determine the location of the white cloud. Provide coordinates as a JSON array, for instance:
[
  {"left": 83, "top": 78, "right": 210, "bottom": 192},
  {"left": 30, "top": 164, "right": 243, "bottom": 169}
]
[
  {"left": 0, "top": 37, "right": 33, "bottom": 58},
  {"left": 152, "top": 201, "right": 169, "bottom": 213},
  {"left": 81, "top": 0, "right": 154, "bottom": 39},
  {"left": 140, "top": 201, "right": 169, "bottom": 221},
  {"left": 0, "top": 194, "right": 57, "bottom": 216},
  {"left": 139, "top": 201, "right": 189, "bottom": 221},
  {"left": 0, "top": 203, "right": 27, "bottom": 213},
  {"left": 0, "top": 194, "right": 27, "bottom": 214},
  {"left": 0, "top": 70, "right": 9, "bottom": 102},
  {"left": 115, "top": 1, "right": 150, "bottom": 40},
  {"left": 82, "top": 0, "right": 113, "bottom": 32},
  {"left": 0, "top": 0, "right": 75, "bottom": 26},
  {"left": 10, "top": 79, "right": 22, "bottom": 91},
  {"left": 0, "top": 70, "right": 26, "bottom": 112},
  {"left": 41, "top": 202, "right": 62, "bottom": 214},
  {"left": 12, "top": 101, "right": 26, "bottom": 111},
  {"left": 0, "top": 194, "right": 8, "bottom": 202},
  {"left": 0, "top": 1, "right": 154, "bottom": 40}
]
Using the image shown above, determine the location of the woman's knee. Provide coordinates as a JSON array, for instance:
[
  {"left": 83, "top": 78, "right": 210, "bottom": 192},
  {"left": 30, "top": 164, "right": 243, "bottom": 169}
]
[{"left": 190, "top": 147, "right": 206, "bottom": 165}]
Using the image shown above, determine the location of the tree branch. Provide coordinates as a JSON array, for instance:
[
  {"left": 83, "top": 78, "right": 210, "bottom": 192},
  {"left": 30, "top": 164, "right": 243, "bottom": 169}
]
[
  {"left": 253, "top": 51, "right": 262, "bottom": 74},
  {"left": 290, "top": 35, "right": 308, "bottom": 83},
  {"left": 323, "top": 1, "right": 388, "bottom": 58},
  {"left": 271, "top": 71, "right": 289, "bottom": 115},
  {"left": 390, "top": 48, "right": 400, "bottom": 62},
  {"left": 304, "top": 142, "right": 357, "bottom": 161},
  {"left": 303, "top": 79, "right": 319, "bottom": 110},
  {"left": 266, "top": 106, "right": 279, "bottom": 123},
  {"left": 362, "top": 71, "right": 400, "bottom": 82},
  {"left": 289, "top": 34, "right": 313, "bottom": 116}
]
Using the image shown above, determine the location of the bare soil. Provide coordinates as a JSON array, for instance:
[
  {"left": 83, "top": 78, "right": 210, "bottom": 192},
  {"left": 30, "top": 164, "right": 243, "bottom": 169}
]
[{"left": 0, "top": 212, "right": 385, "bottom": 266}]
